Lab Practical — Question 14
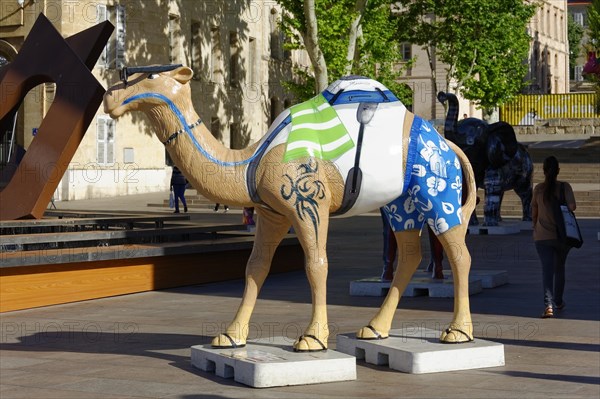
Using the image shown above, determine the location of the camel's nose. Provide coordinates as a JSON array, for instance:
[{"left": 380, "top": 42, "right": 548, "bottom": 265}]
[{"left": 103, "top": 90, "right": 116, "bottom": 113}]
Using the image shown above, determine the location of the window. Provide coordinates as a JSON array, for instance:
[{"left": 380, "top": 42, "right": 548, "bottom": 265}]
[
  {"left": 574, "top": 65, "right": 583, "bottom": 82},
  {"left": 270, "top": 97, "right": 280, "bottom": 124},
  {"left": 97, "top": 116, "right": 115, "bottom": 165},
  {"left": 401, "top": 43, "right": 412, "bottom": 61},
  {"left": 168, "top": 14, "right": 181, "bottom": 63},
  {"left": 269, "top": 8, "right": 281, "bottom": 60},
  {"left": 230, "top": 122, "right": 241, "bottom": 149},
  {"left": 248, "top": 37, "right": 256, "bottom": 85},
  {"left": 210, "top": 117, "right": 221, "bottom": 140},
  {"left": 210, "top": 27, "right": 222, "bottom": 82},
  {"left": 97, "top": 4, "right": 126, "bottom": 69},
  {"left": 229, "top": 32, "right": 239, "bottom": 87},
  {"left": 191, "top": 21, "right": 202, "bottom": 79},
  {"left": 573, "top": 12, "right": 584, "bottom": 27}
]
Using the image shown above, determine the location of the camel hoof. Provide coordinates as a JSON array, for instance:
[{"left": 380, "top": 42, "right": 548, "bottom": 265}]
[
  {"left": 293, "top": 334, "right": 327, "bottom": 352},
  {"left": 211, "top": 333, "right": 246, "bottom": 348},
  {"left": 356, "top": 325, "right": 388, "bottom": 340},
  {"left": 440, "top": 327, "right": 473, "bottom": 344}
]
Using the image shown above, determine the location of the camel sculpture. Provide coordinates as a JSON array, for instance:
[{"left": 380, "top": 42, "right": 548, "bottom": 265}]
[{"left": 103, "top": 65, "right": 477, "bottom": 351}]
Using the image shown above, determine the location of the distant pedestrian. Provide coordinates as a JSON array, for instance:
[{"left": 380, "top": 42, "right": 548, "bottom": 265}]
[
  {"left": 214, "top": 203, "right": 229, "bottom": 212},
  {"left": 532, "top": 156, "right": 576, "bottom": 318},
  {"left": 243, "top": 207, "right": 255, "bottom": 230},
  {"left": 170, "top": 166, "right": 188, "bottom": 213},
  {"left": 462, "top": 113, "right": 468, "bottom": 119}
]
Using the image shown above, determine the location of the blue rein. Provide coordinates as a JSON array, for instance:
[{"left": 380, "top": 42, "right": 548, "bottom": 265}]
[{"left": 122, "top": 92, "right": 285, "bottom": 167}]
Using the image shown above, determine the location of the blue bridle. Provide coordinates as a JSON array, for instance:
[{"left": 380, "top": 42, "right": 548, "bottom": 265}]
[{"left": 122, "top": 92, "right": 288, "bottom": 167}]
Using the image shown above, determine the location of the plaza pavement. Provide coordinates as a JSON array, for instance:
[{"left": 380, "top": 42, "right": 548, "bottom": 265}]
[{"left": 0, "top": 192, "right": 599, "bottom": 398}]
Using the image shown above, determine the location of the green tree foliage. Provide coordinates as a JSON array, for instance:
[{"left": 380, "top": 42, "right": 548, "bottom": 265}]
[
  {"left": 394, "top": 0, "right": 535, "bottom": 111},
  {"left": 588, "top": 0, "right": 600, "bottom": 52},
  {"left": 277, "top": 0, "right": 413, "bottom": 105},
  {"left": 568, "top": 13, "right": 584, "bottom": 71},
  {"left": 586, "top": 0, "right": 600, "bottom": 112}
]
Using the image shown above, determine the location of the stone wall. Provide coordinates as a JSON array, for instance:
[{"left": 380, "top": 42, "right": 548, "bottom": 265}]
[{"left": 514, "top": 118, "right": 600, "bottom": 142}]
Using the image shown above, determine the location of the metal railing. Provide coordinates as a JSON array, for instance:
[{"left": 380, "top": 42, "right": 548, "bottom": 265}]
[{"left": 500, "top": 93, "right": 599, "bottom": 125}]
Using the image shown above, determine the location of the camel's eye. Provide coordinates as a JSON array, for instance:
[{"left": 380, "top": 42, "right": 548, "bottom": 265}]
[{"left": 148, "top": 74, "right": 159, "bottom": 80}]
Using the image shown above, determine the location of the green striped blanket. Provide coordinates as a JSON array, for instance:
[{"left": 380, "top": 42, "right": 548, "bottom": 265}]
[{"left": 283, "top": 94, "right": 354, "bottom": 162}]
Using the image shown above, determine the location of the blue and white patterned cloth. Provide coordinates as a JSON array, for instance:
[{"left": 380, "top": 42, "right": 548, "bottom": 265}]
[{"left": 382, "top": 116, "right": 463, "bottom": 235}]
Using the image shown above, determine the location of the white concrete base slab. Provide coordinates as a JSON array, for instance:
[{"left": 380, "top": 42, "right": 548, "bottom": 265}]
[
  {"left": 405, "top": 276, "right": 483, "bottom": 297},
  {"left": 349, "top": 278, "right": 390, "bottom": 296},
  {"left": 414, "top": 270, "right": 508, "bottom": 289},
  {"left": 470, "top": 270, "right": 508, "bottom": 288},
  {"left": 350, "top": 275, "right": 483, "bottom": 298},
  {"left": 468, "top": 222, "right": 521, "bottom": 235},
  {"left": 337, "top": 328, "right": 505, "bottom": 374},
  {"left": 518, "top": 221, "right": 533, "bottom": 231},
  {"left": 191, "top": 336, "right": 356, "bottom": 388}
]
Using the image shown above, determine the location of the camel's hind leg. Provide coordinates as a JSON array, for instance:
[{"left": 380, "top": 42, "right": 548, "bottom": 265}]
[
  {"left": 439, "top": 140, "right": 477, "bottom": 343},
  {"left": 436, "top": 224, "right": 474, "bottom": 343},
  {"left": 211, "top": 208, "right": 290, "bottom": 348},
  {"left": 357, "top": 230, "right": 422, "bottom": 339}
]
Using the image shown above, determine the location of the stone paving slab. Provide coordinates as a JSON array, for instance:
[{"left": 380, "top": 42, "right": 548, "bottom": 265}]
[
  {"left": 191, "top": 336, "right": 356, "bottom": 388},
  {"left": 337, "top": 328, "right": 505, "bottom": 374}
]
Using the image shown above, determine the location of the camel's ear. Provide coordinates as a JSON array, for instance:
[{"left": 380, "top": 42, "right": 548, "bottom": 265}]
[{"left": 170, "top": 66, "right": 194, "bottom": 84}]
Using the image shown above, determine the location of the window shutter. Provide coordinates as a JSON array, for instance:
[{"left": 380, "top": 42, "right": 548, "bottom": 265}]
[
  {"left": 97, "top": 117, "right": 106, "bottom": 164},
  {"left": 115, "top": 5, "right": 126, "bottom": 69},
  {"left": 106, "top": 119, "right": 115, "bottom": 164},
  {"left": 191, "top": 22, "right": 202, "bottom": 79},
  {"left": 575, "top": 66, "right": 583, "bottom": 82},
  {"left": 97, "top": 4, "right": 108, "bottom": 67}
]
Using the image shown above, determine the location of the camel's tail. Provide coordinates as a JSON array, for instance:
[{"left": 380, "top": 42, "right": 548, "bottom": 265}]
[{"left": 447, "top": 140, "right": 477, "bottom": 226}]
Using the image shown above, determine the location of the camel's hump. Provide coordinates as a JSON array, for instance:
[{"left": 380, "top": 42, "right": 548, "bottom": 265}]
[{"left": 325, "top": 76, "right": 391, "bottom": 95}]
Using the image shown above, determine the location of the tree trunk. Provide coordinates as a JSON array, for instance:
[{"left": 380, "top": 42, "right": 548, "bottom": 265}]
[
  {"left": 344, "top": 0, "right": 369, "bottom": 76},
  {"left": 303, "top": 0, "right": 328, "bottom": 91}
]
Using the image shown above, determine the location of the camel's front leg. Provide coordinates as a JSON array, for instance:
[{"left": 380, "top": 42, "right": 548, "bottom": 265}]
[
  {"left": 211, "top": 209, "right": 290, "bottom": 348},
  {"left": 357, "top": 230, "right": 422, "bottom": 339},
  {"left": 292, "top": 210, "right": 331, "bottom": 352}
]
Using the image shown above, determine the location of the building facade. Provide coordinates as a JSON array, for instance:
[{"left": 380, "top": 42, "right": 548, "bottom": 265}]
[
  {"left": 397, "top": 0, "right": 570, "bottom": 121},
  {"left": 524, "top": 0, "right": 570, "bottom": 94},
  {"left": 0, "top": 0, "right": 572, "bottom": 201},
  {"left": 0, "top": 0, "right": 304, "bottom": 200},
  {"left": 568, "top": 0, "right": 594, "bottom": 92}
]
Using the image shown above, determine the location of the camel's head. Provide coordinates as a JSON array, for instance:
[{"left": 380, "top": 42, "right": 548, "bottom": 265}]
[{"left": 103, "top": 64, "right": 194, "bottom": 119}]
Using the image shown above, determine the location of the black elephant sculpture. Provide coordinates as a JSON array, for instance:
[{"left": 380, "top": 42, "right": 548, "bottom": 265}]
[{"left": 437, "top": 92, "right": 533, "bottom": 226}]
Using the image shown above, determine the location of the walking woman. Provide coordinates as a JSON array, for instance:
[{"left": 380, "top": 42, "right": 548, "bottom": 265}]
[{"left": 532, "top": 156, "right": 576, "bottom": 318}]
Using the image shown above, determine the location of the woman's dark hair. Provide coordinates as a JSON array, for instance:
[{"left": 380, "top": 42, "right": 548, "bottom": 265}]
[{"left": 543, "top": 156, "right": 560, "bottom": 203}]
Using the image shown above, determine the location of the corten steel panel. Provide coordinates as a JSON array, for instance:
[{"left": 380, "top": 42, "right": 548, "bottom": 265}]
[{"left": 0, "top": 15, "right": 113, "bottom": 220}]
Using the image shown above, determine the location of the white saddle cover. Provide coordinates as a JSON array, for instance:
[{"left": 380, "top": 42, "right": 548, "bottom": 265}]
[{"left": 251, "top": 78, "right": 408, "bottom": 217}]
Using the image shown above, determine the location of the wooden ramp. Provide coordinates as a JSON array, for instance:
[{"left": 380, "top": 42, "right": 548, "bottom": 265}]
[{"left": 0, "top": 212, "right": 303, "bottom": 312}]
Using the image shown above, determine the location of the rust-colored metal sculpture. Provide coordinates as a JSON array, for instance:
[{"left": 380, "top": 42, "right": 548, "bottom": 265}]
[{"left": 0, "top": 14, "right": 113, "bottom": 220}]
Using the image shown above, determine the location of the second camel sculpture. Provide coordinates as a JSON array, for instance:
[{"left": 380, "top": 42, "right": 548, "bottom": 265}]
[{"left": 103, "top": 65, "right": 477, "bottom": 351}]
